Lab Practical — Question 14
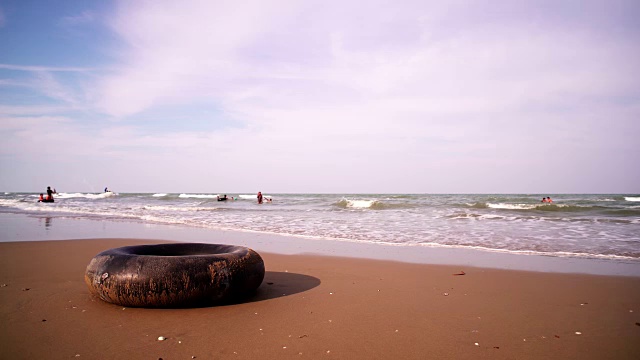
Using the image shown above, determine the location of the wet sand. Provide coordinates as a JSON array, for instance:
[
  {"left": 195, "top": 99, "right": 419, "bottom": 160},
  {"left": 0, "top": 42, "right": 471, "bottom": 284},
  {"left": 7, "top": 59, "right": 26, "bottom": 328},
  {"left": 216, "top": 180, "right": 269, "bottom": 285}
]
[{"left": 1, "top": 238, "right": 639, "bottom": 359}]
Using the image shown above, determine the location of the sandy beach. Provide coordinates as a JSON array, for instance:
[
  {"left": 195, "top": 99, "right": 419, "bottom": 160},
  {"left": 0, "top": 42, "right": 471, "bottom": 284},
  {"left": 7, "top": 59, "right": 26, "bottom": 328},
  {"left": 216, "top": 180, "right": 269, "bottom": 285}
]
[{"left": 1, "top": 238, "right": 639, "bottom": 359}]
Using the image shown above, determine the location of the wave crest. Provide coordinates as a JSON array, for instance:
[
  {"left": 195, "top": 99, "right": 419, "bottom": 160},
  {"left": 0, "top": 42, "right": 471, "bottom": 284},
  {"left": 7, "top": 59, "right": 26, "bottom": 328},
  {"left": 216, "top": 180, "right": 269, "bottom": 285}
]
[
  {"left": 336, "top": 198, "right": 378, "bottom": 209},
  {"left": 54, "top": 192, "right": 116, "bottom": 199},
  {"left": 178, "top": 194, "right": 218, "bottom": 199}
]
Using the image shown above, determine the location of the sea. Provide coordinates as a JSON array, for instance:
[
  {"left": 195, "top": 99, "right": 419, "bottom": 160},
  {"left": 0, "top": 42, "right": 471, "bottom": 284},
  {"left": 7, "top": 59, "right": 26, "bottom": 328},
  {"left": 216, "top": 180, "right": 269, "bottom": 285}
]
[{"left": 1, "top": 192, "right": 639, "bottom": 262}]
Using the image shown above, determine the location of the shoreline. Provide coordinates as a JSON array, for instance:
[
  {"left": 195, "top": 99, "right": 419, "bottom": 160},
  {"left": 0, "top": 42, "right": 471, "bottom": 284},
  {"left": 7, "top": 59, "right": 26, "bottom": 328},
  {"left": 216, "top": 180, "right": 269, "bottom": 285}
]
[
  {"left": 1, "top": 238, "right": 639, "bottom": 359},
  {"left": 1, "top": 212, "right": 639, "bottom": 277}
]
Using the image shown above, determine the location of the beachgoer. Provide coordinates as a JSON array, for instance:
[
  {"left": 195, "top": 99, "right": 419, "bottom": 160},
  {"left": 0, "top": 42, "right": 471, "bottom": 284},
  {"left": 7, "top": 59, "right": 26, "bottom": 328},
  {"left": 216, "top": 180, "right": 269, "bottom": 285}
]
[
  {"left": 257, "top": 191, "right": 263, "bottom": 204},
  {"left": 541, "top": 197, "right": 547, "bottom": 203},
  {"left": 547, "top": 197, "right": 552, "bottom": 203},
  {"left": 104, "top": 187, "right": 109, "bottom": 193},
  {"left": 46, "top": 186, "right": 53, "bottom": 201},
  {"left": 39, "top": 194, "right": 44, "bottom": 202}
]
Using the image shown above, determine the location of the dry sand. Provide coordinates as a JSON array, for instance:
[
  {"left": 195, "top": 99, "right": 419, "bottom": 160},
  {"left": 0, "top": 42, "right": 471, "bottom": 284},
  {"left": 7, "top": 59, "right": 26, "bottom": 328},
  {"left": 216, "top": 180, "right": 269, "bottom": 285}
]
[{"left": 1, "top": 238, "right": 639, "bottom": 359}]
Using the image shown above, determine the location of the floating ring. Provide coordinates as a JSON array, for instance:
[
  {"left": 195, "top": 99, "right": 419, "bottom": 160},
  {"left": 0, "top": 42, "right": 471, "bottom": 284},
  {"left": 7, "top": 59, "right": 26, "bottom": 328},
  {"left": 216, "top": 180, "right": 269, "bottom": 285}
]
[{"left": 84, "top": 243, "right": 265, "bottom": 307}]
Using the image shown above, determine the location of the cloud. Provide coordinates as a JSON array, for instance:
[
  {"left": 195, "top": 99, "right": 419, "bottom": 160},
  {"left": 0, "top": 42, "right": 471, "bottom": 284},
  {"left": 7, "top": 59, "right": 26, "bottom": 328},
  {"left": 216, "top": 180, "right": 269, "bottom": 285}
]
[
  {"left": 2, "top": 0, "right": 639, "bottom": 192},
  {"left": 31, "top": 71, "right": 83, "bottom": 106},
  {"left": 0, "top": 64, "right": 93, "bottom": 72},
  {"left": 91, "top": 0, "right": 640, "bottom": 191},
  {"left": 96, "top": 1, "right": 639, "bottom": 119},
  {"left": 0, "top": 67, "right": 88, "bottom": 110},
  {"left": 59, "top": 10, "right": 95, "bottom": 27}
]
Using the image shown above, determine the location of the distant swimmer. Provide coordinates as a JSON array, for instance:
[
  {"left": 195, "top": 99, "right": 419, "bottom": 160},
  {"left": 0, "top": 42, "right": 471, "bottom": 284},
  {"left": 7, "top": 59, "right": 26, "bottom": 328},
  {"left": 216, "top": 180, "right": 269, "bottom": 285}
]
[
  {"left": 541, "top": 197, "right": 547, "bottom": 203},
  {"left": 547, "top": 197, "right": 553, "bottom": 203},
  {"left": 39, "top": 187, "right": 54, "bottom": 203},
  {"left": 217, "top": 194, "right": 228, "bottom": 201},
  {"left": 257, "top": 191, "right": 263, "bottom": 204}
]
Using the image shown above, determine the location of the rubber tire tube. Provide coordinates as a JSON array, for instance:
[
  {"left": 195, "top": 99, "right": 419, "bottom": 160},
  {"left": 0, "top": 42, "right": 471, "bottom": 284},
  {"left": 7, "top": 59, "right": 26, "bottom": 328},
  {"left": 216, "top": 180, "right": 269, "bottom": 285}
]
[{"left": 84, "top": 243, "right": 265, "bottom": 307}]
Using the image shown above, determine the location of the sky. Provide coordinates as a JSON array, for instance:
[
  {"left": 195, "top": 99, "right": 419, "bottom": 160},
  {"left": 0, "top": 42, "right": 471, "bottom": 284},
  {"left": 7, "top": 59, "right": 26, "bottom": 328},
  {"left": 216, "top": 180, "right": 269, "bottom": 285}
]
[{"left": 0, "top": 0, "right": 639, "bottom": 194}]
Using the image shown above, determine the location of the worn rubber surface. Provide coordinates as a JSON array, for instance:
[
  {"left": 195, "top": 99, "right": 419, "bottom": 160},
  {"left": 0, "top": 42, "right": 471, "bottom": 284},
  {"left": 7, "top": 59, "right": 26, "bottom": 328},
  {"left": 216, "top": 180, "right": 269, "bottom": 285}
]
[{"left": 84, "top": 243, "right": 265, "bottom": 307}]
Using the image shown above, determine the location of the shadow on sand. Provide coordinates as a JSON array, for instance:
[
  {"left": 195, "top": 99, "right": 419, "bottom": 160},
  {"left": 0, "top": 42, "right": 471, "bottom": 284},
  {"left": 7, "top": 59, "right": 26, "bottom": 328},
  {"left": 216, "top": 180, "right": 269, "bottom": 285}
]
[
  {"left": 89, "top": 271, "right": 321, "bottom": 309},
  {"left": 245, "top": 271, "right": 321, "bottom": 303},
  {"left": 207, "top": 271, "right": 321, "bottom": 307},
  {"left": 159, "top": 271, "right": 322, "bottom": 308}
]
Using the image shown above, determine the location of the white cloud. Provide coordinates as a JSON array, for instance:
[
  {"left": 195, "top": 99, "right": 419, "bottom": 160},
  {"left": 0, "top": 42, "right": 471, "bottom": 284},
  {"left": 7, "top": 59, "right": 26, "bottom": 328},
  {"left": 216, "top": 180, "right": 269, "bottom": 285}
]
[
  {"left": 0, "top": 64, "right": 93, "bottom": 72},
  {"left": 59, "top": 10, "right": 95, "bottom": 26},
  {"left": 97, "top": 1, "right": 639, "bottom": 116},
  {"left": 2, "top": 0, "right": 639, "bottom": 192}
]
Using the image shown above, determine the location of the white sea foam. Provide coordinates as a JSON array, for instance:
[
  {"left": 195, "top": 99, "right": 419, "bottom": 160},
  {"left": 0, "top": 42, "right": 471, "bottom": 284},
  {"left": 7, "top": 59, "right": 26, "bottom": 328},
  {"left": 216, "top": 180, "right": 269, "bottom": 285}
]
[
  {"left": 143, "top": 205, "right": 218, "bottom": 212},
  {"left": 52, "top": 192, "right": 115, "bottom": 199},
  {"left": 343, "top": 198, "right": 377, "bottom": 208},
  {"left": 152, "top": 193, "right": 167, "bottom": 197},
  {"left": 625, "top": 197, "right": 640, "bottom": 202},
  {"left": 238, "top": 194, "right": 272, "bottom": 200},
  {"left": 178, "top": 194, "right": 218, "bottom": 199},
  {"left": 487, "top": 203, "right": 537, "bottom": 210},
  {"left": 487, "top": 203, "right": 571, "bottom": 210},
  {"left": 0, "top": 199, "right": 21, "bottom": 206}
]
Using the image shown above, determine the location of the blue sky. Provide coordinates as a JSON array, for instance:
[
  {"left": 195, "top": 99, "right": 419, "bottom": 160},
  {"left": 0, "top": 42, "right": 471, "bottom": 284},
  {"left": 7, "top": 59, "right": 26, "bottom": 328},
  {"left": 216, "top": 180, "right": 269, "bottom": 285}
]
[{"left": 1, "top": 0, "right": 639, "bottom": 193}]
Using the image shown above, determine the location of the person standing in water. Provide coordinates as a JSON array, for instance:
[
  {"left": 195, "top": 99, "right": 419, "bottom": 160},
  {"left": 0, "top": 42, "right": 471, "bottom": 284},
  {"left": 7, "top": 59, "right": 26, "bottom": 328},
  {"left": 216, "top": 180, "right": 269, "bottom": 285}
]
[
  {"left": 46, "top": 186, "right": 54, "bottom": 201},
  {"left": 257, "top": 191, "right": 263, "bottom": 204}
]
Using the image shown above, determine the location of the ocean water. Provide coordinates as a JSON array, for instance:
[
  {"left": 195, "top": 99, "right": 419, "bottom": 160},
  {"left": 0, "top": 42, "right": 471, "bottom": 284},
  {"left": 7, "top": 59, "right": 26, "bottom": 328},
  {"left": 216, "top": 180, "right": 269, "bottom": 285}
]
[{"left": 1, "top": 192, "right": 639, "bottom": 261}]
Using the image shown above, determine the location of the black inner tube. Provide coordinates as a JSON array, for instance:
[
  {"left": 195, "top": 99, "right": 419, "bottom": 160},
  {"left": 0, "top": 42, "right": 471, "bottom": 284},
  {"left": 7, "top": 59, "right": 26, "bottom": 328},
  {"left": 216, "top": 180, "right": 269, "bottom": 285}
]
[{"left": 85, "top": 243, "right": 265, "bottom": 308}]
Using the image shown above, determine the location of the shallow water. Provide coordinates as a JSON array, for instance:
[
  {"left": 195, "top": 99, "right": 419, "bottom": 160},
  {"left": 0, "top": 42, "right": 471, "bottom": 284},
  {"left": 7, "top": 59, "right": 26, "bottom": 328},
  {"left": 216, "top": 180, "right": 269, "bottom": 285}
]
[{"left": 1, "top": 192, "right": 639, "bottom": 260}]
